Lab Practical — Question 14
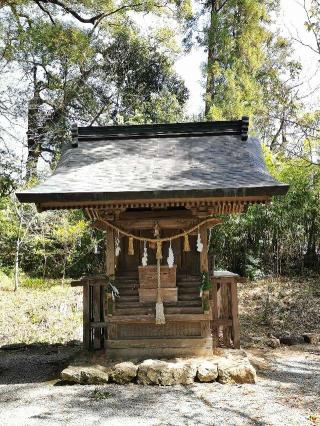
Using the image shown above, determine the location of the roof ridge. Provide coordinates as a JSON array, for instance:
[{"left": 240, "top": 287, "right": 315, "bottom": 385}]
[{"left": 71, "top": 118, "right": 249, "bottom": 145}]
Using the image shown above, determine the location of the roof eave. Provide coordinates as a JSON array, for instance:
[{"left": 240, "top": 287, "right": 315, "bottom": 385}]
[{"left": 16, "top": 184, "right": 289, "bottom": 205}]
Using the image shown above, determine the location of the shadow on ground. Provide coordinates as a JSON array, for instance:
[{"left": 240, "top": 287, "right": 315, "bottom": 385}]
[{"left": 0, "top": 342, "right": 82, "bottom": 384}]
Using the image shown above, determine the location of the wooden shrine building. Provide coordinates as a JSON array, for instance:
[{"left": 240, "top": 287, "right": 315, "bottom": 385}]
[{"left": 17, "top": 118, "right": 288, "bottom": 359}]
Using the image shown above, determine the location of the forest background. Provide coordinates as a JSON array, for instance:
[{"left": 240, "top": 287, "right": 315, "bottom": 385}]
[{"left": 0, "top": 0, "right": 319, "bottom": 291}]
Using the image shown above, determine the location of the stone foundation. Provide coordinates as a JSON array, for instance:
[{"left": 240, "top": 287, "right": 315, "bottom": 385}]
[{"left": 60, "top": 350, "right": 256, "bottom": 386}]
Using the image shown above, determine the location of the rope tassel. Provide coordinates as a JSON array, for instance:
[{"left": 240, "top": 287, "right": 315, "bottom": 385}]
[
  {"left": 128, "top": 236, "right": 134, "bottom": 255},
  {"left": 183, "top": 234, "right": 190, "bottom": 252}
]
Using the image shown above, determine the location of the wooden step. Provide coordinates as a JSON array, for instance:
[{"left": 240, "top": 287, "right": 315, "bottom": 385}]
[
  {"left": 115, "top": 300, "right": 202, "bottom": 309},
  {"left": 114, "top": 307, "right": 154, "bottom": 315},
  {"left": 178, "top": 287, "right": 199, "bottom": 294},
  {"left": 117, "top": 296, "right": 139, "bottom": 303},
  {"left": 115, "top": 306, "right": 203, "bottom": 315},
  {"left": 105, "top": 337, "right": 213, "bottom": 359},
  {"left": 165, "top": 306, "right": 203, "bottom": 314},
  {"left": 115, "top": 275, "right": 138, "bottom": 280},
  {"left": 105, "top": 346, "right": 213, "bottom": 359},
  {"left": 177, "top": 275, "right": 199, "bottom": 282},
  {"left": 115, "top": 302, "right": 153, "bottom": 309},
  {"left": 106, "top": 313, "right": 210, "bottom": 323},
  {"left": 106, "top": 337, "right": 212, "bottom": 349},
  {"left": 179, "top": 294, "right": 200, "bottom": 301},
  {"left": 118, "top": 289, "right": 139, "bottom": 296},
  {"left": 114, "top": 283, "right": 139, "bottom": 289},
  {"left": 177, "top": 281, "right": 200, "bottom": 288},
  {"left": 165, "top": 300, "right": 202, "bottom": 307}
]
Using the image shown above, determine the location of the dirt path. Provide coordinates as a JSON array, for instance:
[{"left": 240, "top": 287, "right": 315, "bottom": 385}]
[{"left": 0, "top": 345, "right": 319, "bottom": 426}]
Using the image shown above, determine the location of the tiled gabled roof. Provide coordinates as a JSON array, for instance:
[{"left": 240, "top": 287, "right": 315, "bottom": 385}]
[{"left": 16, "top": 118, "right": 288, "bottom": 207}]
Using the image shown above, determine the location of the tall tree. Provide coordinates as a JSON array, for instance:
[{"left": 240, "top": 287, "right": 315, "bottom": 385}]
[
  {"left": 193, "top": 0, "right": 301, "bottom": 148},
  {"left": 0, "top": 6, "right": 188, "bottom": 178}
]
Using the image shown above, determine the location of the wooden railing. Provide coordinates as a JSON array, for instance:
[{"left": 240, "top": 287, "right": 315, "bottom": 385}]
[
  {"left": 72, "top": 271, "right": 244, "bottom": 351},
  {"left": 71, "top": 276, "right": 108, "bottom": 350},
  {"left": 210, "top": 271, "right": 245, "bottom": 349}
]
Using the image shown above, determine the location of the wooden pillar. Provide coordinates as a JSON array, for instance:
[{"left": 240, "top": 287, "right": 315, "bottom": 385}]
[
  {"left": 199, "top": 225, "right": 208, "bottom": 273},
  {"left": 105, "top": 228, "right": 115, "bottom": 348},
  {"left": 220, "top": 281, "right": 232, "bottom": 347},
  {"left": 83, "top": 281, "right": 90, "bottom": 350},
  {"left": 92, "top": 285, "right": 101, "bottom": 349},
  {"left": 231, "top": 282, "right": 240, "bottom": 349},
  {"left": 211, "top": 279, "right": 219, "bottom": 348},
  {"left": 105, "top": 228, "right": 115, "bottom": 277}
]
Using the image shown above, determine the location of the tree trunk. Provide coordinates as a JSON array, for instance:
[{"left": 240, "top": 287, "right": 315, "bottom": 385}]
[
  {"left": 14, "top": 219, "right": 23, "bottom": 292},
  {"left": 205, "top": 0, "right": 220, "bottom": 117},
  {"left": 26, "top": 79, "right": 43, "bottom": 181},
  {"left": 304, "top": 209, "right": 318, "bottom": 268}
]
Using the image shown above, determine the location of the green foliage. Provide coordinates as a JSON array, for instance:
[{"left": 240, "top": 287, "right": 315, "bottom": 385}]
[
  {"left": 210, "top": 149, "right": 320, "bottom": 276},
  {"left": 200, "top": 271, "right": 212, "bottom": 291},
  {"left": 0, "top": 196, "right": 105, "bottom": 281},
  {"left": 194, "top": 0, "right": 302, "bottom": 148},
  {"left": 91, "top": 389, "right": 113, "bottom": 400},
  {"left": 0, "top": 5, "right": 188, "bottom": 178}
]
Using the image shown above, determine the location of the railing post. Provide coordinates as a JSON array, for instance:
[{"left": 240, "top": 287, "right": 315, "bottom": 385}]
[
  {"left": 210, "top": 277, "right": 219, "bottom": 348},
  {"left": 231, "top": 281, "right": 240, "bottom": 348},
  {"left": 83, "top": 281, "right": 90, "bottom": 350}
]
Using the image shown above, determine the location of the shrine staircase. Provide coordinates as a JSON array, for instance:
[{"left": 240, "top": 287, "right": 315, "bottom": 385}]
[{"left": 105, "top": 274, "right": 213, "bottom": 359}]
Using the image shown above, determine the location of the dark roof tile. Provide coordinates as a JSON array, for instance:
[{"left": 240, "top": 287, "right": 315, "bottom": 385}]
[{"left": 16, "top": 121, "right": 288, "bottom": 204}]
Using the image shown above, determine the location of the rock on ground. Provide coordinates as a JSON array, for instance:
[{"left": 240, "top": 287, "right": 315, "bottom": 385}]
[
  {"left": 217, "top": 358, "right": 257, "bottom": 384},
  {"left": 266, "top": 337, "right": 281, "bottom": 349},
  {"left": 61, "top": 365, "right": 109, "bottom": 384},
  {"left": 110, "top": 362, "right": 138, "bottom": 384},
  {"left": 197, "top": 361, "right": 218, "bottom": 382},
  {"left": 303, "top": 333, "right": 320, "bottom": 344},
  {"left": 60, "top": 351, "right": 257, "bottom": 386},
  {"left": 137, "top": 359, "right": 197, "bottom": 385}
]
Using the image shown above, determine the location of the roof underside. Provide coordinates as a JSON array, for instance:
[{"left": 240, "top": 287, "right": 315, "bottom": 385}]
[{"left": 16, "top": 120, "right": 288, "bottom": 208}]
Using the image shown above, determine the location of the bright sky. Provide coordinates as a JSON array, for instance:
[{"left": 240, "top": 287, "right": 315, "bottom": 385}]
[{"left": 175, "top": 0, "right": 320, "bottom": 115}]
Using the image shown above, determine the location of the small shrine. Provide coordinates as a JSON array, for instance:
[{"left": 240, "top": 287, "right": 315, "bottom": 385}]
[{"left": 17, "top": 118, "right": 288, "bottom": 358}]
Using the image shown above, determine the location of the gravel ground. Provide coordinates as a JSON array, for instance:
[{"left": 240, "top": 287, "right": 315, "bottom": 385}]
[{"left": 0, "top": 345, "right": 319, "bottom": 426}]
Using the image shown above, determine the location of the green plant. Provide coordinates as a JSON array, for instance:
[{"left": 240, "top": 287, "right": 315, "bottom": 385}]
[
  {"left": 200, "top": 272, "right": 212, "bottom": 292},
  {"left": 106, "top": 275, "right": 119, "bottom": 300},
  {"left": 91, "top": 389, "right": 112, "bottom": 400}
]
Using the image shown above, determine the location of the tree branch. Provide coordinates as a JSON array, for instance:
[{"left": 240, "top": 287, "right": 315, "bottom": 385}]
[
  {"left": 34, "top": 0, "right": 56, "bottom": 24},
  {"left": 34, "top": 0, "right": 156, "bottom": 25}
]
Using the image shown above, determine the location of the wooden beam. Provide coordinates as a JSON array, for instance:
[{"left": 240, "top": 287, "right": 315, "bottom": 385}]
[
  {"left": 113, "top": 218, "right": 200, "bottom": 230},
  {"left": 38, "top": 195, "right": 271, "bottom": 211},
  {"left": 118, "top": 210, "right": 193, "bottom": 220},
  {"left": 70, "top": 280, "right": 84, "bottom": 287},
  {"left": 105, "top": 313, "right": 210, "bottom": 323}
]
